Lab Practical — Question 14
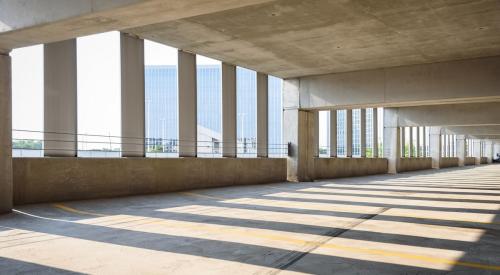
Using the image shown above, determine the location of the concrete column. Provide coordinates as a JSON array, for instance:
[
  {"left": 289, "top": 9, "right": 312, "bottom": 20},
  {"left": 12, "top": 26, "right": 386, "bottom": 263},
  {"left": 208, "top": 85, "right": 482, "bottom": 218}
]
[
  {"left": 457, "top": 135, "right": 466, "bottom": 166},
  {"left": 430, "top": 127, "right": 442, "bottom": 169},
  {"left": 345, "top": 109, "right": 353, "bottom": 157},
  {"left": 44, "top": 39, "right": 78, "bottom": 157},
  {"left": 283, "top": 79, "right": 314, "bottom": 182},
  {"left": 472, "top": 140, "right": 481, "bottom": 165},
  {"left": 178, "top": 50, "right": 197, "bottom": 157},
  {"left": 485, "top": 140, "right": 493, "bottom": 164},
  {"left": 446, "top": 134, "right": 451, "bottom": 157},
  {"left": 401, "top": 127, "right": 406, "bottom": 157},
  {"left": 330, "top": 110, "right": 337, "bottom": 157},
  {"left": 360, "top": 108, "right": 366, "bottom": 157},
  {"left": 121, "top": 33, "right": 145, "bottom": 157},
  {"left": 422, "top": 127, "right": 427, "bottom": 157},
  {"left": 311, "top": 111, "right": 319, "bottom": 158},
  {"left": 0, "top": 52, "right": 12, "bottom": 214},
  {"left": 256, "top": 72, "right": 268, "bottom": 158},
  {"left": 222, "top": 63, "right": 236, "bottom": 158},
  {"left": 384, "top": 108, "right": 400, "bottom": 174},
  {"left": 416, "top": 127, "right": 421, "bottom": 157},
  {"left": 372, "top": 108, "right": 378, "bottom": 158},
  {"left": 409, "top": 127, "right": 414, "bottom": 157}
]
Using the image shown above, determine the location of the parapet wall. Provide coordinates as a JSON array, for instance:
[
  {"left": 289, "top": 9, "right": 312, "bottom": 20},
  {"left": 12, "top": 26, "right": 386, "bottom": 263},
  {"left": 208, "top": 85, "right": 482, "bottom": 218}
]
[
  {"left": 314, "top": 158, "right": 388, "bottom": 179},
  {"left": 397, "top": 158, "right": 432, "bottom": 173},
  {"left": 439, "top": 157, "right": 459, "bottom": 168},
  {"left": 13, "top": 157, "right": 287, "bottom": 205},
  {"left": 464, "top": 157, "right": 476, "bottom": 166}
]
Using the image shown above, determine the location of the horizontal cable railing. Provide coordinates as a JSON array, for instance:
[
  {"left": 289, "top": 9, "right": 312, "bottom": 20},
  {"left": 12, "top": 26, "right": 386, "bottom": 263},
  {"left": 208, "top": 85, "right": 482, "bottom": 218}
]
[{"left": 12, "top": 129, "right": 288, "bottom": 158}]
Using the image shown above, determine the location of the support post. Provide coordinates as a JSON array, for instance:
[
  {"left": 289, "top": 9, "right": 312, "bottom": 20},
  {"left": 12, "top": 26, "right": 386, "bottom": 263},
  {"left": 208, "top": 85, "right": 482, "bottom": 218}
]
[
  {"left": 0, "top": 52, "right": 12, "bottom": 214},
  {"left": 283, "top": 79, "right": 315, "bottom": 181},
  {"left": 360, "top": 108, "right": 366, "bottom": 158},
  {"left": 222, "top": 63, "right": 237, "bottom": 158},
  {"left": 44, "top": 39, "right": 78, "bottom": 157},
  {"left": 416, "top": 127, "right": 421, "bottom": 157},
  {"left": 178, "top": 50, "right": 197, "bottom": 157},
  {"left": 457, "top": 135, "right": 466, "bottom": 166},
  {"left": 372, "top": 108, "right": 378, "bottom": 158},
  {"left": 384, "top": 108, "right": 400, "bottom": 174},
  {"left": 401, "top": 127, "right": 406, "bottom": 157},
  {"left": 409, "top": 127, "right": 414, "bottom": 157},
  {"left": 330, "top": 110, "right": 337, "bottom": 157},
  {"left": 485, "top": 140, "right": 493, "bottom": 164},
  {"left": 430, "top": 127, "right": 442, "bottom": 169},
  {"left": 257, "top": 72, "right": 268, "bottom": 158},
  {"left": 345, "top": 109, "right": 353, "bottom": 157},
  {"left": 422, "top": 127, "right": 427, "bottom": 157},
  {"left": 121, "top": 33, "right": 145, "bottom": 157}
]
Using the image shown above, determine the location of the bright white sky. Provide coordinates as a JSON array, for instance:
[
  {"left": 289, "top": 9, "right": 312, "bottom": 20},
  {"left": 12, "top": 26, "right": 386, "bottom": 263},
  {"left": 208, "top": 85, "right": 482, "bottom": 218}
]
[{"left": 11, "top": 32, "right": 219, "bottom": 141}]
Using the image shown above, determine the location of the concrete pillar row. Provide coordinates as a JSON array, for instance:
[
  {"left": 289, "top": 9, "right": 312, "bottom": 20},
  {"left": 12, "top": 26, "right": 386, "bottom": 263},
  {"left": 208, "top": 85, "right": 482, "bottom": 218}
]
[
  {"left": 329, "top": 110, "right": 337, "bottom": 157},
  {"left": 178, "top": 50, "right": 197, "bottom": 157},
  {"left": 121, "top": 33, "right": 145, "bottom": 157},
  {"left": 383, "top": 108, "right": 400, "bottom": 174},
  {"left": 372, "top": 108, "right": 378, "bottom": 158},
  {"left": 256, "top": 72, "right": 268, "bottom": 158},
  {"left": 345, "top": 109, "right": 353, "bottom": 157},
  {"left": 0, "top": 52, "right": 13, "bottom": 214},
  {"left": 360, "top": 109, "right": 366, "bottom": 158},
  {"left": 44, "top": 39, "right": 78, "bottom": 157},
  {"left": 222, "top": 63, "right": 237, "bottom": 158},
  {"left": 430, "top": 127, "right": 442, "bottom": 169}
]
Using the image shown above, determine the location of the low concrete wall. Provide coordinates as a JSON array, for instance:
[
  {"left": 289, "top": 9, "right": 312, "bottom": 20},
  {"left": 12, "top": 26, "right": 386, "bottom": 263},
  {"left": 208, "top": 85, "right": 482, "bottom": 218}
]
[
  {"left": 397, "top": 158, "right": 432, "bottom": 172},
  {"left": 464, "top": 157, "right": 476, "bottom": 166},
  {"left": 480, "top": 157, "right": 488, "bottom": 164},
  {"left": 314, "top": 158, "right": 388, "bottom": 179},
  {"left": 439, "top": 157, "right": 459, "bottom": 168},
  {"left": 13, "top": 157, "right": 287, "bottom": 205}
]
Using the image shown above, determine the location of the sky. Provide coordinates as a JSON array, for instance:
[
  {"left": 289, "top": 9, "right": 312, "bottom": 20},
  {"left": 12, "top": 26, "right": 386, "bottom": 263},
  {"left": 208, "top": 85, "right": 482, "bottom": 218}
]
[{"left": 11, "top": 32, "right": 219, "bottom": 143}]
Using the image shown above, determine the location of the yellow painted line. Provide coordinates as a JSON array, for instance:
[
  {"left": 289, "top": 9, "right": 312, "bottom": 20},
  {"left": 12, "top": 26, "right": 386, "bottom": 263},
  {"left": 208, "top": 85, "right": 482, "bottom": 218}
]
[
  {"left": 179, "top": 192, "right": 226, "bottom": 201},
  {"left": 53, "top": 204, "right": 500, "bottom": 271},
  {"left": 52, "top": 203, "right": 106, "bottom": 217}
]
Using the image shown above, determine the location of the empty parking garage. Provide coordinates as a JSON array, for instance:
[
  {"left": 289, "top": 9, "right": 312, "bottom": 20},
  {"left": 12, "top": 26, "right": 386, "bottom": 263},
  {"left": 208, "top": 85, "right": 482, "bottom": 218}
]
[{"left": 1, "top": 1, "right": 500, "bottom": 274}]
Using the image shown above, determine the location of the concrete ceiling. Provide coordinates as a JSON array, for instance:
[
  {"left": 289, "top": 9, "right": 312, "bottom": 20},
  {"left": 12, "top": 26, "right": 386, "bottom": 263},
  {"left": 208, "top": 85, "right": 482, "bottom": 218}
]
[{"left": 127, "top": 0, "right": 500, "bottom": 78}]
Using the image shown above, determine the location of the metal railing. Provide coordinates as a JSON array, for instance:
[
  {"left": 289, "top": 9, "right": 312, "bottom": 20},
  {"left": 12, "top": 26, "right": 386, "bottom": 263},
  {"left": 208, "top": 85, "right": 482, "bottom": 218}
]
[{"left": 12, "top": 129, "right": 288, "bottom": 158}]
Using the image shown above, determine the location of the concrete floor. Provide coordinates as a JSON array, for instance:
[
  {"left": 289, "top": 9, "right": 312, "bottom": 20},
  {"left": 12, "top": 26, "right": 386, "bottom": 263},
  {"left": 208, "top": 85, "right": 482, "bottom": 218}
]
[{"left": 1, "top": 165, "right": 500, "bottom": 274}]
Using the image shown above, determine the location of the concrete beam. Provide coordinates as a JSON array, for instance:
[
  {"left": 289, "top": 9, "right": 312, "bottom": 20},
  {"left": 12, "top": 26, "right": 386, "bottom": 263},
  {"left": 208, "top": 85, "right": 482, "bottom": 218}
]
[
  {"left": 0, "top": 0, "right": 274, "bottom": 51},
  {"left": 178, "top": 50, "right": 197, "bottom": 157},
  {"left": 391, "top": 103, "right": 500, "bottom": 127},
  {"left": 0, "top": 52, "right": 12, "bottom": 214},
  {"left": 447, "top": 125, "right": 500, "bottom": 136},
  {"left": 256, "top": 72, "right": 268, "bottom": 158},
  {"left": 222, "top": 63, "right": 237, "bottom": 158},
  {"left": 299, "top": 57, "right": 500, "bottom": 109},
  {"left": 121, "top": 33, "right": 145, "bottom": 157},
  {"left": 44, "top": 39, "right": 77, "bottom": 157}
]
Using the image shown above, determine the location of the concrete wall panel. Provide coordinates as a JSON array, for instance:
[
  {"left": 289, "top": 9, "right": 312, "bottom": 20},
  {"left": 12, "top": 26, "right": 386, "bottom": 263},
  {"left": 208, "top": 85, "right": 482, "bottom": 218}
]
[
  {"left": 13, "top": 158, "right": 287, "bottom": 205},
  {"left": 464, "top": 157, "right": 476, "bottom": 166},
  {"left": 439, "top": 157, "right": 459, "bottom": 168},
  {"left": 397, "top": 158, "right": 432, "bottom": 173},
  {"left": 314, "top": 158, "right": 388, "bottom": 180}
]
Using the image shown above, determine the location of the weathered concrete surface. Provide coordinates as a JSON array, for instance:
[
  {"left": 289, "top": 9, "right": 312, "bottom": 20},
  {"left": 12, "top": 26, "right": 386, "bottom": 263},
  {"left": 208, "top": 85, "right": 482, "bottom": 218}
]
[
  {"left": 12, "top": 158, "right": 287, "bottom": 205},
  {"left": 44, "top": 39, "right": 78, "bottom": 157},
  {"left": 395, "top": 104, "right": 500, "bottom": 127},
  {"left": 464, "top": 157, "right": 477, "bottom": 166},
  {"left": 480, "top": 157, "right": 489, "bottom": 165},
  {"left": 397, "top": 158, "right": 432, "bottom": 173},
  {"left": 439, "top": 157, "right": 459, "bottom": 169},
  {"left": 0, "top": 53, "right": 12, "bottom": 213},
  {"left": 1, "top": 166, "right": 500, "bottom": 274},
  {"left": 0, "top": 0, "right": 275, "bottom": 52},
  {"left": 128, "top": 1, "right": 500, "bottom": 78},
  {"left": 314, "top": 158, "right": 388, "bottom": 180},
  {"left": 299, "top": 57, "right": 500, "bottom": 109}
]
